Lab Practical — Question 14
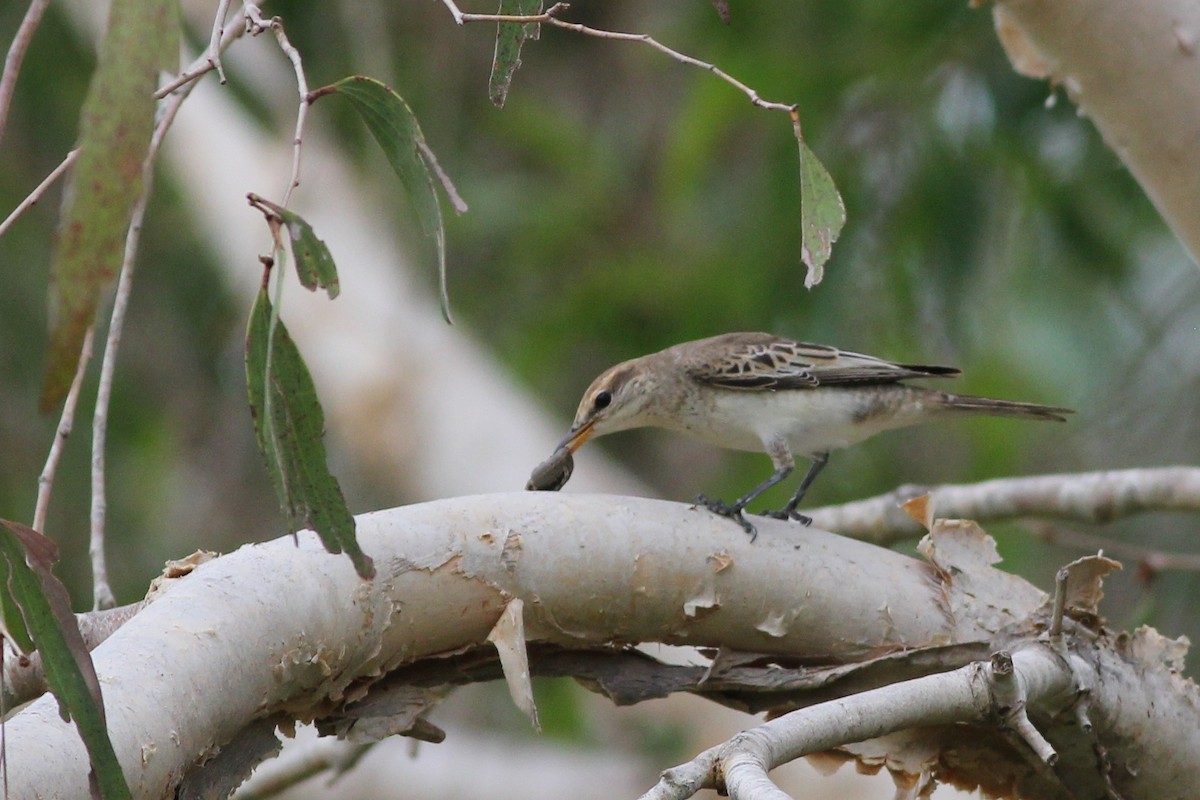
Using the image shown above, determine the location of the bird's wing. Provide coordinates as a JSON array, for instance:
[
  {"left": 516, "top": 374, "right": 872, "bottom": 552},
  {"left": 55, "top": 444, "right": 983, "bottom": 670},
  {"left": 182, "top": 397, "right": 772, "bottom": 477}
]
[{"left": 686, "top": 334, "right": 961, "bottom": 389}]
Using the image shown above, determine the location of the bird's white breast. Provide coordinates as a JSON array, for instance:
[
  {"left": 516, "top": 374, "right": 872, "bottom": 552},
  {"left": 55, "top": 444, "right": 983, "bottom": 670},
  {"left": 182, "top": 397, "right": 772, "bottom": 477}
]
[{"left": 665, "top": 386, "right": 928, "bottom": 457}]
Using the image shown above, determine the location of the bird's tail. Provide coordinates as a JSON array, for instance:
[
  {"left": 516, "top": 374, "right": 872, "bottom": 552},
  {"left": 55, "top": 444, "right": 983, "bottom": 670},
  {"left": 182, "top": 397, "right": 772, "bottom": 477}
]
[{"left": 937, "top": 393, "right": 1072, "bottom": 422}]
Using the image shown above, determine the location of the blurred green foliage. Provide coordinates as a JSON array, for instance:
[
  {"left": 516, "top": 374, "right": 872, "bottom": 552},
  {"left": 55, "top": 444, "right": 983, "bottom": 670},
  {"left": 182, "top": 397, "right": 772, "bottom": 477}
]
[{"left": 3, "top": 0, "right": 1200, "bottom": 756}]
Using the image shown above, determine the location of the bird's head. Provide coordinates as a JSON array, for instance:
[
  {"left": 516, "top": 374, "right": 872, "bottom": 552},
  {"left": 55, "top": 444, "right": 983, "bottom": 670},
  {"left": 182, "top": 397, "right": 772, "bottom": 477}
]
[{"left": 558, "top": 358, "right": 659, "bottom": 454}]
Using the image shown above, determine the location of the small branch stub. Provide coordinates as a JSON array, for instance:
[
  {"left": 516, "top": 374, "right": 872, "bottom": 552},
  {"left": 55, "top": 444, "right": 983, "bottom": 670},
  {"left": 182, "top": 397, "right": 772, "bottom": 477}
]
[{"left": 988, "top": 650, "right": 1058, "bottom": 766}]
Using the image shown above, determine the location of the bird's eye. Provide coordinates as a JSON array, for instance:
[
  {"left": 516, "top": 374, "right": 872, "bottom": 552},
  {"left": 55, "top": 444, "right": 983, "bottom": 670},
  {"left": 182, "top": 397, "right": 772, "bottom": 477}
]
[{"left": 593, "top": 390, "right": 613, "bottom": 411}]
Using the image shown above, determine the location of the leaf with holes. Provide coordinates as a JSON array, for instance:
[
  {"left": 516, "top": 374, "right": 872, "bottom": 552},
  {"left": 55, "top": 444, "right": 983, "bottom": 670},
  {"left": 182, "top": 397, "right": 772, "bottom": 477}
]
[{"left": 489, "top": 0, "right": 543, "bottom": 107}]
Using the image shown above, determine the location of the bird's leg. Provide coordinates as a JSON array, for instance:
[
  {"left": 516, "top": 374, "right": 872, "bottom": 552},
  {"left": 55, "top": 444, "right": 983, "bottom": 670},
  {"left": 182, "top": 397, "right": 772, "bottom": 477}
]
[
  {"left": 763, "top": 451, "right": 830, "bottom": 524},
  {"left": 696, "top": 441, "right": 794, "bottom": 540}
]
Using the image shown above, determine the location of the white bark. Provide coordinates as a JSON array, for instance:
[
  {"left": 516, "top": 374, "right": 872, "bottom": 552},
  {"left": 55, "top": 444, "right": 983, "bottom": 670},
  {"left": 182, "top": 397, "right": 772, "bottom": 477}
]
[
  {"left": 994, "top": 0, "right": 1200, "bottom": 264},
  {"left": 6, "top": 495, "right": 1200, "bottom": 798},
  {"left": 807, "top": 466, "right": 1200, "bottom": 544}
]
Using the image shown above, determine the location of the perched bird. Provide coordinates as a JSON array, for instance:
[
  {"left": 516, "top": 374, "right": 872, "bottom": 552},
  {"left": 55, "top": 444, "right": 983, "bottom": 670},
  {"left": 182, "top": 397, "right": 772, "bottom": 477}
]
[{"left": 531, "top": 332, "right": 1071, "bottom": 538}]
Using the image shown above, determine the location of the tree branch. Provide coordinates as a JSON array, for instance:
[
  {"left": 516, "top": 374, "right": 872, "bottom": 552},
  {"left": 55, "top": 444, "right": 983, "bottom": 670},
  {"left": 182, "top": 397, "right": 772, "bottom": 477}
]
[
  {"left": 0, "top": 148, "right": 78, "bottom": 237},
  {"left": 154, "top": 3, "right": 247, "bottom": 98},
  {"left": 33, "top": 326, "right": 93, "bottom": 534},
  {"left": 806, "top": 467, "right": 1200, "bottom": 545},
  {"left": 0, "top": 0, "right": 49, "bottom": 146},
  {"left": 992, "top": 0, "right": 1200, "bottom": 266},
  {"left": 440, "top": 1, "right": 796, "bottom": 113},
  {"left": 2, "top": 495, "right": 1196, "bottom": 798},
  {"left": 647, "top": 646, "right": 1076, "bottom": 800}
]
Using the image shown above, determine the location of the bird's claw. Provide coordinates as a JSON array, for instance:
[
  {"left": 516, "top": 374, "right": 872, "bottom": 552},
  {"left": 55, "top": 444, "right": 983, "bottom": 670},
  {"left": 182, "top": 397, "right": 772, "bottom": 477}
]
[
  {"left": 761, "top": 508, "right": 813, "bottom": 526},
  {"left": 695, "top": 494, "right": 758, "bottom": 541}
]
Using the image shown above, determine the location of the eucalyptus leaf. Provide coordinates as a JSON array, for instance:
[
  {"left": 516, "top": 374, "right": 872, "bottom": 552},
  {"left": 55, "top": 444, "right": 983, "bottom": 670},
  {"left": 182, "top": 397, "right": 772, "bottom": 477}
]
[
  {"left": 317, "top": 77, "right": 454, "bottom": 322},
  {"left": 797, "top": 136, "right": 846, "bottom": 288},
  {"left": 245, "top": 288, "right": 374, "bottom": 579},
  {"left": 41, "top": 0, "right": 177, "bottom": 410}
]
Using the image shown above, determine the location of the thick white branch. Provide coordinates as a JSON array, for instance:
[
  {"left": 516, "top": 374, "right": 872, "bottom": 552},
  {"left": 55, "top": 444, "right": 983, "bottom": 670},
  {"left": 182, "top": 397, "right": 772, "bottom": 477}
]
[
  {"left": 0, "top": 494, "right": 990, "bottom": 797},
  {"left": 4, "top": 495, "right": 1200, "bottom": 798}
]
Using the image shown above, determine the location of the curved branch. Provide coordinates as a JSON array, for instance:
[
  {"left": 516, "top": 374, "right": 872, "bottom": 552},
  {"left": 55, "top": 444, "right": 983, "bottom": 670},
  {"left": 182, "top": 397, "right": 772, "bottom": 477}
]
[
  {"left": 993, "top": 0, "right": 1200, "bottom": 265},
  {"left": 0, "top": 0, "right": 50, "bottom": 146},
  {"left": 4, "top": 494, "right": 1198, "bottom": 799},
  {"left": 646, "top": 647, "right": 1075, "bottom": 800}
]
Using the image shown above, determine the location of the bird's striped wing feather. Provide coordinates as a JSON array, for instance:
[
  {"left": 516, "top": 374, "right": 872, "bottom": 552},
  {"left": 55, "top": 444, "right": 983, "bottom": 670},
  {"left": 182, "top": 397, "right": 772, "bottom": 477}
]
[{"left": 686, "top": 335, "right": 960, "bottom": 389}]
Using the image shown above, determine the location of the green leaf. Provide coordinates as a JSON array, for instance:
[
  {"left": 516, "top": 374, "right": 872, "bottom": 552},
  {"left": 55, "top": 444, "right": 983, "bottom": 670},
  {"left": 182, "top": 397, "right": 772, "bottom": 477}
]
[
  {"left": 316, "top": 76, "right": 453, "bottom": 322},
  {"left": 797, "top": 135, "right": 846, "bottom": 289},
  {"left": 489, "top": 0, "right": 543, "bottom": 108},
  {"left": 0, "top": 520, "right": 131, "bottom": 800},
  {"left": 247, "top": 194, "right": 340, "bottom": 298},
  {"left": 246, "top": 287, "right": 375, "bottom": 579},
  {"left": 41, "top": 0, "right": 178, "bottom": 411},
  {"left": 0, "top": 548, "right": 35, "bottom": 655}
]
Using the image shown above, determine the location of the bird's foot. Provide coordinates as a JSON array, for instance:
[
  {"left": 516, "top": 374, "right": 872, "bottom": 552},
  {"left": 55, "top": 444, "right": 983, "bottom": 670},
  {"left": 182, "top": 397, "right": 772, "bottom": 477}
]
[
  {"left": 761, "top": 507, "right": 813, "bottom": 526},
  {"left": 695, "top": 494, "right": 757, "bottom": 541}
]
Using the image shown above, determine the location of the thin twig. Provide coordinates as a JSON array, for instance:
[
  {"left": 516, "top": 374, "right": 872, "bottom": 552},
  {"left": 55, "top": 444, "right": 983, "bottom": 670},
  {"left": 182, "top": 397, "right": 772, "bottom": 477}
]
[
  {"left": 154, "top": 3, "right": 247, "bottom": 99},
  {"left": 1048, "top": 568, "right": 1068, "bottom": 641},
  {"left": 244, "top": 4, "right": 308, "bottom": 206},
  {"left": 33, "top": 327, "right": 94, "bottom": 535},
  {"left": 89, "top": 53, "right": 198, "bottom": 612},
  {"left": 207, "top": 0, "right": 232, "bottom": 85},
  {"left": 443, "top": 0, "right": 571, "bottom": 25},
  {"left": 0, "top": 149, "right": 78, "bottom": 238},
  {"left": 439, "top": 1, "right": 797, "bottom": 113},
  {"left": 0, "top": 0, "right": 50, "bottom": 147},
  {"left": 1027, "top": 519, "right": 1200, "bottom": 574}
]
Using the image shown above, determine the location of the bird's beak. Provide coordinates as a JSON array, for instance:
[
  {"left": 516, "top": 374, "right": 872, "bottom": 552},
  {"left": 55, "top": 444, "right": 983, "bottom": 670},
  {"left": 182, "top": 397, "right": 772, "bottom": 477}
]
[{"left": 557, "top": 418, "right": 596, "bottom": 454}]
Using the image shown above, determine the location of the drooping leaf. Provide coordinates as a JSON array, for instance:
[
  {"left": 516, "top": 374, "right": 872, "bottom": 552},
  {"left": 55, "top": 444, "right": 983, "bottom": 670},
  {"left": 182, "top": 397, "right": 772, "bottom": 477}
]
[
  {"left": 489, "top": 0, "right": 543, "bottom": 108},
  {"left": 0, "top": 520, "right": 131, "bottom": 800},
  {"left": 247, "top": 194, "right": 340, "bottom": 298},
  {"left": 40, "top": 0, "right": 178, "bottom": 411},
  {"left": 315, "top": 77, "right": 454, "bottom": 322},
  {"left": 796, "top": 133, "right": 845, "bottom": 289},
  {"left": 245, "top": 287, "right": 374, "bottom": 579}
]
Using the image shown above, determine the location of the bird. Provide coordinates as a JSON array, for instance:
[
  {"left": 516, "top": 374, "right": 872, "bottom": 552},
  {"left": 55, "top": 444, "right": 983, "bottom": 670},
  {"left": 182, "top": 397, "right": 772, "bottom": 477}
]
[{"left": 531, "top": 332, "right": 1072, "bottom": 538}]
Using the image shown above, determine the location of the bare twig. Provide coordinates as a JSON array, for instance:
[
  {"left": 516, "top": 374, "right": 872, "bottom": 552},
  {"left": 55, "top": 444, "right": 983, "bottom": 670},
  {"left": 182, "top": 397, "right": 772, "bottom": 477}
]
[
  {"left": 0, "top": 149, "right": 78, "bottom": 238},
  {"left": 806, "top": 467, "right": 1200, "bottom": 546},
  {"left": 1027, "top": 519, "right": 1200, "bottom": 574},
  {"left": 207, "top": 0, "right": 232, "bottom": 85},
  {"left": 439, "top": 1, "right": 797, "bottom": 114},
  {"left": 89, "top": 58, "right": 197, "bottom": 612},
  {"left": 988, "top": 651, "right": 1057, "bottom": 764},
  {"left": 1049, "top": 568, "right": 1068, "bottom": 641},
  {"left": 244, "top": 4, "right": 308, "bottom": 206},
  {"left": 0, "top": 0, "right": 50, "bottom": 147},
  {"left": 154, "top": 3, "right": 247, "bottom": 99},
  {"left": 442, "top": 0, "right": 571, "bottom": 25},
  {"left": 33, "top": 327, "right": 94, "bottom": 535}
]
